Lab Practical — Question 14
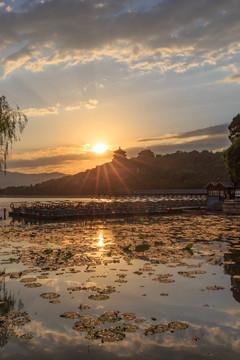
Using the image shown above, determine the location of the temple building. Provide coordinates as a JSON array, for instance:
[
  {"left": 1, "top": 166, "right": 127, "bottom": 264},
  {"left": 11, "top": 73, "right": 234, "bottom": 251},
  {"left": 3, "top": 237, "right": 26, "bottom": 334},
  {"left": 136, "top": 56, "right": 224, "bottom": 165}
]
[{"left": 113, "top": 147, "right": 127, "bottom": 162}]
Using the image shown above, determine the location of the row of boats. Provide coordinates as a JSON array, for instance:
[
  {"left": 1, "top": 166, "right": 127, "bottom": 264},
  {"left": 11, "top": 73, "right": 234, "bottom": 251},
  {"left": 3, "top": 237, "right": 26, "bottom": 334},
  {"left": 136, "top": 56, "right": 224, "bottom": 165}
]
[{"left": 9, "top": 198, "right": 206, "bottom": 220}]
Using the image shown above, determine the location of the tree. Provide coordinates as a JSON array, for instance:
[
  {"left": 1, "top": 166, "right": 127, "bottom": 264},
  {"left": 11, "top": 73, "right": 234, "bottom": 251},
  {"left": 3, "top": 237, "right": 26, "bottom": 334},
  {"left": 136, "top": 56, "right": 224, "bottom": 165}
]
[
  {"left": 137, "top": 149, "right": 155, "bottom": 160},
  {"left": 0, "top": 96, "right": 27, "bottom": 172},
  {"left": 223, "top": 138, "right": 240, "bottom": 186},
  {"left": 223, "top": 137, "right": 240, "bottom": 185},
  {"left": 228, "top": 113, "right": 240, "bottom": 143}
]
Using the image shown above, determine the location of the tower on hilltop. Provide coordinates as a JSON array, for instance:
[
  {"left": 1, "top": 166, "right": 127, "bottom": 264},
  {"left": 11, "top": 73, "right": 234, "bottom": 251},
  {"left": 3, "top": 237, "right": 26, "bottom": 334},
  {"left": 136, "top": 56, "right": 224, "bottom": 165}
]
[{"left": 113, "top": 147, "right": 127, "bottom": 162}]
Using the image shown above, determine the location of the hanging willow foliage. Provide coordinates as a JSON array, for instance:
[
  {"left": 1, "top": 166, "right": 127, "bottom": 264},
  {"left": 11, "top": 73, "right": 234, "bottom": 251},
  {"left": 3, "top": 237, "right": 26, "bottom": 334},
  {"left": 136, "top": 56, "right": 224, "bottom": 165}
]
[{"left": 0, "top": 95, "right": 28, "bottom": 172}]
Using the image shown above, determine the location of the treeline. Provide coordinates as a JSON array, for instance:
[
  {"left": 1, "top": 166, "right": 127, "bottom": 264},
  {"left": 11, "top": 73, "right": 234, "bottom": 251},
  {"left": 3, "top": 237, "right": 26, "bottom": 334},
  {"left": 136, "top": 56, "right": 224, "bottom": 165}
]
[{"left": 0, "top": 150, "right": 230, "bottom": 195}]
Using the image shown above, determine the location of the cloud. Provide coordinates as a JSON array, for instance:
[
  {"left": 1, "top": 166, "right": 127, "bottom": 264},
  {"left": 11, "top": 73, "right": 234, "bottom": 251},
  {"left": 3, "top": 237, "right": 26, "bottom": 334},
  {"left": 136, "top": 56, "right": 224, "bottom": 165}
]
[
  {"left": 127, "top": 123, "right": 230, "bottom": 156},
  {"left": 23, "top": 105, "right": 60, "bottom": 116},
  {"left": 1, "top": 0, "right": 240, "bottom": 77},
  {"left": 224, "top": 73, "right": 240, "bottom": 83},
  {"left": 64, "top": 99, "right": 98, "bottom": 111},
  {"left": 138, "top": 124, "right": 229, "bottom": 143},
  {"left": 8, "top": 148, "right": 113, "bottom": 169}
]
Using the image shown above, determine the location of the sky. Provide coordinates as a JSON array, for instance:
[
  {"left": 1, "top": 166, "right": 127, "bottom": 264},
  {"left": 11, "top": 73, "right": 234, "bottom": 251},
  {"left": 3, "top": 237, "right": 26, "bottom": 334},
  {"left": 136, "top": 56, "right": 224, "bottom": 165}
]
[{"left": 1, "top": 0, "right": 240, "bottom": 174}]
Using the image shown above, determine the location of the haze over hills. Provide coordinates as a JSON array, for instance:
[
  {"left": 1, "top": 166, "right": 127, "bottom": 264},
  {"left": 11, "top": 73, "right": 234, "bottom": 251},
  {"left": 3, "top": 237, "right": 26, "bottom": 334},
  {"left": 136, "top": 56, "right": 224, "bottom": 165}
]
[
  {"left": 0, "top": 171, "right": 65, "bottom": 189},
  {"left": 0, "top": 150, "right": 230, "bottom": 196}
]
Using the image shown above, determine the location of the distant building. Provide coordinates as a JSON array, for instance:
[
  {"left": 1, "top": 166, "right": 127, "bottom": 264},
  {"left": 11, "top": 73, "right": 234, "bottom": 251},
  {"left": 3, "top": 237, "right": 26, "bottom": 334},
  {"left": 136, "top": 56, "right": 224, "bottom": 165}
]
[
  {"left": 113, "top": 147, "right": 127, "bottom": 162},
  {"left": 204, "top": 182, "right": 235, "bottom": 200}
]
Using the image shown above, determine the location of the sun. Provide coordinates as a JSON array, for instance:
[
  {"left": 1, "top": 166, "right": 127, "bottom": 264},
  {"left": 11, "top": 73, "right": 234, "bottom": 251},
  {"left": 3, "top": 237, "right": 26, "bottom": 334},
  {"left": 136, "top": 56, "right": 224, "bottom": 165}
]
[{"left": 92, "top": 142, "right": 108, "bottom": 154}]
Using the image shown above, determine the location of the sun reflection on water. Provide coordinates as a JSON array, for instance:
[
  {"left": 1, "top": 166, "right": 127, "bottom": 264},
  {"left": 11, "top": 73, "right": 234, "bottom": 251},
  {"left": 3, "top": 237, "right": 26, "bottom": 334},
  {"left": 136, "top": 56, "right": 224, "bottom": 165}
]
[{"left": 98, "top": 233, "right": 104, "bottom": 250}]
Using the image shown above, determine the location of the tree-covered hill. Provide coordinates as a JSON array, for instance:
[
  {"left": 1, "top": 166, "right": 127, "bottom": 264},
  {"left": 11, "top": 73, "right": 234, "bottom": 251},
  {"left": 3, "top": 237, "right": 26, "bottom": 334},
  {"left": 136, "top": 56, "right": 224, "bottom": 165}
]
[{"left": 0, "top": 150, "right": 230, "bottom": 196}]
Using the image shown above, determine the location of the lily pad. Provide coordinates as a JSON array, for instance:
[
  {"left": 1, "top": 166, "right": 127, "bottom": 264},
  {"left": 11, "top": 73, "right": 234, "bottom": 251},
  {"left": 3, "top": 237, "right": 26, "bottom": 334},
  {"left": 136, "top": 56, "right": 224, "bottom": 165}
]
[
  {"left": 40, "top": 292, "right": 60, "bottom": 299},
  {"left": 78, "top": 304, "right": 91, "bottom": 310},
  {"left": 20, "top": 277, "right": 37, "bottom": 283},
  {"left": 73, "top": 316, "right": 101, "bottom": 332},
  {"left": 60, "top": 312, "right": 80, "bottom": 319},
  {"left": 88, "top": 294, "right": 109, "bottom": 301},
  {"left": 206, "top": 286, "right": 225, "bottom": 291},
  {"left": 98, "top": 311, "right": 121, "bottom": 323},
  {"left": 24, "top": 282, "right": 42, "bottom": 288},
  {"left": 121, "top": 313, "right": 136, "bottom": 321},
  {"left": 88, "top": 326, "right": 125, "bottom": 342},
  {"left": 168, "top": 321, "right": 188, "bottom": 330},
  {"left": 20, "top": 334, "right": 34, "bottom": 340},
  {"left": 144, "top": 324, "right": 169, "bottom": 335}
]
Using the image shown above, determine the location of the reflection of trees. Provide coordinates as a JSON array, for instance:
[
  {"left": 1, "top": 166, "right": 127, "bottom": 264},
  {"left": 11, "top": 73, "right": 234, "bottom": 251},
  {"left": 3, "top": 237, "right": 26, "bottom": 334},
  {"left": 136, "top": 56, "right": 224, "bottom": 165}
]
[
  {"left": 224, "top": 248, "right": 240, "bottom": 303},
  {"left": 0, "top": 278, "right": 24, "bottom": 347}
]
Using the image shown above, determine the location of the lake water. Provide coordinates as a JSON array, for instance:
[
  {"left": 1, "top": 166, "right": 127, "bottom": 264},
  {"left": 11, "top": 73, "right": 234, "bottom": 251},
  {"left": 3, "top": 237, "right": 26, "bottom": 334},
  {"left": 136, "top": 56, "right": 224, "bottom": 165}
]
[{"left": 0, "top": 203, "right": 239, "bottom": 359}]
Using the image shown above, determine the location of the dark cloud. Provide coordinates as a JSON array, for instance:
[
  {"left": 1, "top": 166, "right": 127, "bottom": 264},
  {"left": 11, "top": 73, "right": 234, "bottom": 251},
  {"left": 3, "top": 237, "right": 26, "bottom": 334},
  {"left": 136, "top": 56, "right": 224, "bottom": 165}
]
[
  {"left": 8, "top": 150, "right": 112, "bottom": 168},
  {"left": 225, "top": 73, "right": 240, "bottom": 82},
  {"left": 127, "top": 134, "right": 230, "bottom": 157},
  {"left": 1, "top": 0, "right": 240, "bottom": 75},
  {"left": 138, "top": 123, "right": 228, "bottom": 142}
]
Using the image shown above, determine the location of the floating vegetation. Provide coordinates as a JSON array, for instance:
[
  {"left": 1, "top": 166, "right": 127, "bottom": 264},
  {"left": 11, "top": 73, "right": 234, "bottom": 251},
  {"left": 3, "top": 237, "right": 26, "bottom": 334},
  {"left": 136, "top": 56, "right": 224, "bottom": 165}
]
[
  {"left": 72, "top": 316, "right": 101, "bottom": 332},
  {"left": 135, "top": 318, "right": 146, "bottom": 323},
  {"left": 49, "top": 299, "right": 61, "bottom": 304},
  {"left": 144, "top": 324, "right": 169, "bottom": 335},
  {"left": 168, "top": 322, "right": 188, "bottom": 330},
  {"left": 0, "top": 213, "right": 239, "bottom": 357},
  {"left": 86, "top": 326, "right": 126, "bottom": 342},
  {"left": 88, "top": 294, "right": 109, "bottom": 301},
  {"left": 206, "top": 286, "right": 225, "bottom": 291},
  {"left": 20, "top": 277, "right": 37, "bottom": 283},
  {"left": 40, "top": 292, "right": 60, "bottom": 299},
  {"left": 67, "top": 286, "right": 82, "bottom": 292},
  {"left": 11, "top": 313, "right": 31, "bottom": 326},
  {"left": 24, "top": 282, "right": 42, "bottom": 288},
  {"left": 115, "top": 279, "right": 128, "bottom": 283},
  {"left": 122, "top": 244, "right": 131, "bottom": 251},
  {"left": 144, "top": 321, "right": 188, "bottom": 335},
  {"left": 135, "top": 243, "right": 150, "bottom": 252},
  {"left": 98, "top": 311, "right": 121, "bottom": 324},
  {"left": 99, "top": 286, "right": 116, "bottom": 294},
  {"left": 60, "top": 312, "right": 80, "bottom": 319},
  {"left": 20, "top": 334, "right": 34, "bottom": 340},
  {"left": 42, "top": 249, "right": 53, "bottom": 255},
  {"left": 152, "top": 274, "right": 175, "bottom": 283},
  {"left": 123, "top": 324, "right": 139, "bottom": 333},
  {"left": 154, "top": 241, "right": 164, "bottom": 246},
  {"left": 178, "top": 270, "right": 206, "bottom": 278},
  {"left": 78, "top": 304, "right": 91, "bottom": 310},
  {"left": 133, "top": 271, "right": 143, "bottom": 275},
  {"left": 121, "top": 313, "right": 136, "bottom": 321},
  {"left": 8, "top": 311, "right": 28, "bottom": 320}
]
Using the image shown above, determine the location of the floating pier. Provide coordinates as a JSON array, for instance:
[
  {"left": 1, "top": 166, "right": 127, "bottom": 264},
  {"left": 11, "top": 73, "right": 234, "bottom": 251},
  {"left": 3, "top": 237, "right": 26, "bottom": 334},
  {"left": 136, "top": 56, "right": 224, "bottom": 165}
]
[{"left": 9, "top": 198, "right": 206, "bottom": 221}]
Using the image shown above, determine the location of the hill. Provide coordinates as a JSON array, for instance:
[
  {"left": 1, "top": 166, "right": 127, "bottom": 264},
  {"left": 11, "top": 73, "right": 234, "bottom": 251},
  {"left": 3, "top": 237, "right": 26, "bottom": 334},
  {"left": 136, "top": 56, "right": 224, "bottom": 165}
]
[
  {"left": 0, "top": 171, "right": 65, "bottom": 188},
  {"left": 0, "top": 150, "right": 230, "bottom": 195}
]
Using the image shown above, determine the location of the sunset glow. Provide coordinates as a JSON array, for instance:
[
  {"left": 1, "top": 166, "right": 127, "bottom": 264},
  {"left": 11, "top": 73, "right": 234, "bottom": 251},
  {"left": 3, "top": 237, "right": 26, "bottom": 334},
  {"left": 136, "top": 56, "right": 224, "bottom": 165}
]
[
  {"left": 0, "top": 0, "right": 238, "bottom": 175},
  {"left": 92, "top": 143, "right": 108, "bottom": 154}
]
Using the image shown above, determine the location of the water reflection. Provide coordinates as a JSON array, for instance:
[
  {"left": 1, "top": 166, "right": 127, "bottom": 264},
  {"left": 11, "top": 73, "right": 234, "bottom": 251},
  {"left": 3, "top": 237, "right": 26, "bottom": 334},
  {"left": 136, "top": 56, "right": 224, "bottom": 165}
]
[
  {"left": 0, "top": 279, "right": 24, "bottom": 347},
  {"left": 98, "top": 233, "right": 104, "bottom": 251},
  {"left": 224, "top": 246, "right": 240, "bottom": 304}
]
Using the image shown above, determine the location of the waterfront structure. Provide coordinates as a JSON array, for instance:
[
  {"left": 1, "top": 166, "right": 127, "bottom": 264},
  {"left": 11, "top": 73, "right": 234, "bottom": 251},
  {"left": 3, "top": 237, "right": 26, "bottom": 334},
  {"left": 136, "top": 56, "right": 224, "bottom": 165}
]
[{"left": 204, "top": 182, "right": 235, "bottom": 200}]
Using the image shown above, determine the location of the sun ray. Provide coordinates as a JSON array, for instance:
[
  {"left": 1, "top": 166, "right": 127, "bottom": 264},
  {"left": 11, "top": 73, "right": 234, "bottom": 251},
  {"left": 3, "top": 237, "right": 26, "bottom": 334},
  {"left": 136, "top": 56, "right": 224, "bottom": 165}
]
[
  {"left": 103, "top": 163, "right": 112, "bottom": 194},
  {"left": 79, "top": 169, "right": 92, "bottom": 193},
  {"left": 109, "top": 162, "right": 130, "bottom": 193},
  {"left": 95, "top": 165, "right": 101, "bottom": 194}
]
